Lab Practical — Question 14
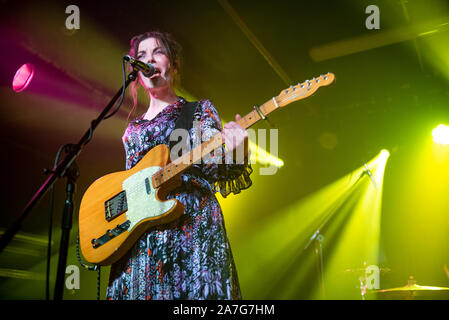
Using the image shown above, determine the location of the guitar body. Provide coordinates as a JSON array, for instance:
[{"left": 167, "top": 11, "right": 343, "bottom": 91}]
[{"left": 79, "top": 144, "right": 185, "bottom": 266}]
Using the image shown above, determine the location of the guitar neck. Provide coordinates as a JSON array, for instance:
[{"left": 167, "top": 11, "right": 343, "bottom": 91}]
[
  {"left": 151, "top": 97, "right": 278, "bottom": 188},
  {"left": 151, "top": 73, "right": 335, "bottom": 188}
]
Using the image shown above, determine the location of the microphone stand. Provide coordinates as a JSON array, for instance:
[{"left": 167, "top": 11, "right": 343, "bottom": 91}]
[
  {"left": 303, "top": 167, "right": 376, "bottom": 299},
  {"left": 304, "top": 229, "right": 325, "bottom": 298},
  {"left": 54, "top": 147, "right": 79, "bottom": 300},
  {"left": 0, "top": 68, "right": 138, "bottom": 299}
]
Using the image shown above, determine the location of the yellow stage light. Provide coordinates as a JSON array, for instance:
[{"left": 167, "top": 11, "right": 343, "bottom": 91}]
[{"left": 432, "top": 124, "right": 449, "bottom": 145}]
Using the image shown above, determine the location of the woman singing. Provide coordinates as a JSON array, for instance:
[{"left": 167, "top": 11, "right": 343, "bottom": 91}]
[{"left": 106, "top": 31, "right": 253, "bottom": 300}]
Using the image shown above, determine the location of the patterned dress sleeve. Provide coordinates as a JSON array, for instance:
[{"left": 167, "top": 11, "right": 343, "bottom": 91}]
[
  {"left": 192, "top": 99, "right": 253, "bottom": 198},
  {"left": 122, "top": 127, "right": 134, "bottom": 171}
]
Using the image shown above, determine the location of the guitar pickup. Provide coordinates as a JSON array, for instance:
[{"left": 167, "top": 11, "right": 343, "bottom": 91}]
[{"left": 104, "top": 191, "right": 128, "bottom": 222}]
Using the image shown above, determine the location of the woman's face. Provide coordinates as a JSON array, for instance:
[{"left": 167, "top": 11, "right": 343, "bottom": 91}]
[{"left": 136, "top": 37, "right": 175, "bottom": 91}]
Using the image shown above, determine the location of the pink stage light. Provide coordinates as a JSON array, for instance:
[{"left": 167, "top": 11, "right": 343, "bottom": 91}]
[{"left": 12, "top": 63, "right": 35, "bottom": 92}]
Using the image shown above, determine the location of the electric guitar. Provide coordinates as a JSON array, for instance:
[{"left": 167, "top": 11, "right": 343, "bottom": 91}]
[{"left": 78, "top": 73, "right": 335, "bottom": 265}]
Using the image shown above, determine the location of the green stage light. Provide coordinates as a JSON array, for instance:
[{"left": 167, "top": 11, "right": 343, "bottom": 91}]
[{"left": 432, "top": 124, "right": 449, "bottom": 145}]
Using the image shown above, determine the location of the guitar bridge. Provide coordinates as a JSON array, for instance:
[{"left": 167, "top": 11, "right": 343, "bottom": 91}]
[
  {"left": 91, "top": 220, "right": 131, "bottom": 249},
  {"left": 105, "top": 191, "right": 128, "bottom": 221}
]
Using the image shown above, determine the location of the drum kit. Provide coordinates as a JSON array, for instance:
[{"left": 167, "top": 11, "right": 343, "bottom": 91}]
[{"left": 345, "top": 263, "right": 449, "bottom": 300}]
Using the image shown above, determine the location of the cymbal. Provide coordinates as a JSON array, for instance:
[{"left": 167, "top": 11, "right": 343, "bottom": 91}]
[
  {"left": 344, "top": 267, "right": 391, "bottom": 274},
  {"left": 369, "top": 276, "right": 449, "bottom": 300},
  {"left": 376, "top": 283, "right": 449, "bottom": 293}
]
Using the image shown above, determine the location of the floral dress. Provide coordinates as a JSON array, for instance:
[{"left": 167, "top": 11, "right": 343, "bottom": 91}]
[{"left": 106, "top": 97, "right": 253, "bottom": 300}]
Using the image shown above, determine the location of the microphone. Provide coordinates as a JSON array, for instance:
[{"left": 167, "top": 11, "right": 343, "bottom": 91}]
[{"left": 123, "top": 55, "right": 156, "bottom": 77}]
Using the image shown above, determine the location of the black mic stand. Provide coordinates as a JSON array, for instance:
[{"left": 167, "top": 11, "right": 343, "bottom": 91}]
[
  {"left": 54, "top": 145, "right": 79, "bottom": 300},
  {"left": 0, "top": 68, "right": 138, "bottom": 300},
  {"left": 303, "top": 168, "right": 374, "bottom": 299}
]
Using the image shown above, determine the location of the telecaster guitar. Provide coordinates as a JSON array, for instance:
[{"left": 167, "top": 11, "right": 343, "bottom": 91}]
[{"left": 79, "top": 73, "right": 335, "bottom": 265}]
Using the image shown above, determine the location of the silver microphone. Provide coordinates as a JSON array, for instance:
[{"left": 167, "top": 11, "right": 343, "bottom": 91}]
[{"left": 123, "top": 55, "right": 156, "bottom": 77}]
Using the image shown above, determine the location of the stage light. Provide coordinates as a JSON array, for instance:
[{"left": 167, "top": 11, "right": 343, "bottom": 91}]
[
  {"left": 234, "top": 149, "right": 389, "bottom": 299},
  {"left": 432, "top": 124, "right": 449, "bottom": 145},
  {"left": 379, "top": 149, "right": 390, "bottom": 161},
  {"left": 12, "top": 63, "right": 35, "bottom": 92},
  {"left": 248, "top": 140, "right": 284, "bottom": 168}
]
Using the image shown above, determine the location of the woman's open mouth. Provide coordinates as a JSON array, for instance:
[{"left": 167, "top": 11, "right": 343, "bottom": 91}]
[{"left": 151, "top": 68, "right": 161, "bottom": 78}]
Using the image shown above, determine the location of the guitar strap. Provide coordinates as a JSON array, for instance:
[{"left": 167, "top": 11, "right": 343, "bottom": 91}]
[{"left": 169, "top": 101, "right": 199, "bottom": 159}]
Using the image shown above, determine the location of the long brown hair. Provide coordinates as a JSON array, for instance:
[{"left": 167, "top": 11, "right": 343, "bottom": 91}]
[{"left": 127, "top": 31, "right": 183, "bottom": 121}]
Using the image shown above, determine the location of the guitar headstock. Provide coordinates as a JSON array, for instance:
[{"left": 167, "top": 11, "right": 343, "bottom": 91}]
[{"left": 275, "top": 72, "right": 335, "bottom": 107}]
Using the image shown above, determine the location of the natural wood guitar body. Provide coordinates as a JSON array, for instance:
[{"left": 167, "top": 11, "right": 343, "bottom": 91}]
[{"left": 79, "top": 144, "right": 184, "bottom": 265}]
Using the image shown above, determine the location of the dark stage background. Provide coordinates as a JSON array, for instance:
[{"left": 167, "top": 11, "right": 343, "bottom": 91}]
[{"left": 0, "top": 0, "right": 448, "bottom": 300}]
